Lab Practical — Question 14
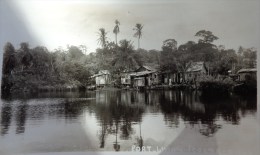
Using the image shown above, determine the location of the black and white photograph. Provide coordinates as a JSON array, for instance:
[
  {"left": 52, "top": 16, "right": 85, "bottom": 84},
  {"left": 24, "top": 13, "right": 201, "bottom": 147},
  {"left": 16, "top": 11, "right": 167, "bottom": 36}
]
[{"left": 0, "top": 0, "right": 259, "bottom": 155}]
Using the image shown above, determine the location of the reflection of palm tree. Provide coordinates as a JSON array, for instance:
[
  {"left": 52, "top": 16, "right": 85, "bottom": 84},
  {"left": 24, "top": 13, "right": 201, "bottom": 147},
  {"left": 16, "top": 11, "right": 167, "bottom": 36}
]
[
  {"left": 1, "top": 105, "right": 13, "bottom": 135},
  {"left": 133, "top": 23, "right": 143, "bottom": 49},
  {"left": 15, "top": 102, "right": 28, "bottom": 134},
  {"left": 136, "top": 104, "right": 143, "bottom": 151},
  {"left": 138, "top": 121, "right": 143, "bottom": 150},
  {"left": 113, "top": 121, "right": 120, "bottom": 151},
  {"left": 99, "top": 121, "right": 107, "bottom": 148}
]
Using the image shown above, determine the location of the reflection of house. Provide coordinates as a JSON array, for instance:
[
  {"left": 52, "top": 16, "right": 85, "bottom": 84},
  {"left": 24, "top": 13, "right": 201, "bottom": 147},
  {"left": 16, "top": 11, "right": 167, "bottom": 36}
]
[
  {"left": 91, "top": 70, "right": 111, "bottom": 86},
  {"left": 237, "top": 68, "right": 257, "bottom": 81},
  {"left": 184, "top": 62, "right": 208, "bottom": 82}
]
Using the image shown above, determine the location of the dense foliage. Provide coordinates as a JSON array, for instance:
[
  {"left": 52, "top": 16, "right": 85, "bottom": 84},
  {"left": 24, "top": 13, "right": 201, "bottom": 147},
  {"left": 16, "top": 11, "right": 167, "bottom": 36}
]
[{"left": 1, "top": 28, "right": 257, "bottom": 94}]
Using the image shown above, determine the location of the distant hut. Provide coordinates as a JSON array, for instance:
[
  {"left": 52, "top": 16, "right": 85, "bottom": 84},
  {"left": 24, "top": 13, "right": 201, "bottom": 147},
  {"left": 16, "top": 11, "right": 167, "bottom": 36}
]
[
  {"left": 90, "top": 70, "right": 111, "bottom": 87},
  {"left": 185, "top": 62, "right": 208, "bottom": 82},
  {"left": 160, "top": 71, "right": 181, "bottom": 85},
  {"left": 237, "top": 68, "right": 257, "bottom": 82},
  {"left": 129, "top": 65, "right": 160, "bottom": 88}
]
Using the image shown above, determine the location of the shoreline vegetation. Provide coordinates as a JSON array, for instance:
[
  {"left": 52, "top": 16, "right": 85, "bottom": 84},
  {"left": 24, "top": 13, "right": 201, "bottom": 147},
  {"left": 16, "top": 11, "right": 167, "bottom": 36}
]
[{"left": 1, "top": 26, "right": 257, "bottom": 97}]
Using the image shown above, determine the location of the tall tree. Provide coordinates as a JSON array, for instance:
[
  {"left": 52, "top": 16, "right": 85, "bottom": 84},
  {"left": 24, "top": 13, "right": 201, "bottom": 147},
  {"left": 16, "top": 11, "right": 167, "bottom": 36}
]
[
  {"left": 133, "top": 23, "right": 143, "bottom": 49},
  {"left": 113, "top": 20, "right": 120, "bottom": 45},
  {"left": 2, "top": 42, "right": 16, "bottom": 75},
  {"left": 160, "top": 39, "right": 178, "bottom": 72},
  {"left": 97, "top": 28, "right": 108, "bottom": 49},
  {"left": 237, "top": 46, "right": 257, "bottom": 69},
  {"left": 18, "top": 42, "right": 33, "bottom": 71},
  {"left": 195, "top": 30, "right": 218, "bottom": 44},
  {"left": 1, "top": 42, "right": 16, "bottom": 96},
  {"left": 112, "top": 39, "right": 141, "bottom": 72},
  {"left": 162, "top": 39, "right": 178, "bottom": 52}
]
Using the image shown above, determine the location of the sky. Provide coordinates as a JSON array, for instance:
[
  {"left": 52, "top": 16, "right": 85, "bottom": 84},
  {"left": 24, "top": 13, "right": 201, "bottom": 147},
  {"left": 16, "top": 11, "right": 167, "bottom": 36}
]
[{"left": 0, "top": 0, "right": 260, "bottom": 54}]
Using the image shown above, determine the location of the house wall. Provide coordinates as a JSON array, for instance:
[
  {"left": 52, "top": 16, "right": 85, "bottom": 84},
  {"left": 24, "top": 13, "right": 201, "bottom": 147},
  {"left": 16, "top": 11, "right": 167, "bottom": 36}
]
[
  {"left": 161, "top": 73, "right": 183, "bottom": 85},
  {"left": 133, "top": 77, "right": 145, "bottom": 87},
  {"left": 121, "top": 74, "right": 131, "bottom": 85},
  {"left": 185, "top": 66, "right": 207, "bottom": 82},
  {"left": 147, "top": 73, "right": 159, "bottom": 86},
  {"left": 239, "top": 72, "right": 256, "bottom": 81},
  {"left": 96, "top": 74, "right": 110, "bottom": 86}
]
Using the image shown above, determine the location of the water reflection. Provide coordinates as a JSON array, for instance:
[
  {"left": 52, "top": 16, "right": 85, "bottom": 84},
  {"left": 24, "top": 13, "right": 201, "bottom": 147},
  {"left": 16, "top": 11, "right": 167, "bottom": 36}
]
[
  {"left": 1, "top": 103, "right": 13, "bottom": 135},
  {"left": 0, "top": 90, "right": 257, "bottom": 152}
]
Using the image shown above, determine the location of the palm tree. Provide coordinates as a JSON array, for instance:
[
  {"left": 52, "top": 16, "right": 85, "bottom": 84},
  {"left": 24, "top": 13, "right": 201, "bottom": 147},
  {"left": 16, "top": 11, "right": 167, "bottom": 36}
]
[
  {"left": 97, "top": 28, "right": 108, "bottom": 49},
  {"left": 133, "top": 23, "right": 143, "bottom": 49},
  {"left": 113, "top": 20, "right": 120, "bottom": 45},
  {"left": 112, "top": 39, "right": 141, "bottom": 72}
]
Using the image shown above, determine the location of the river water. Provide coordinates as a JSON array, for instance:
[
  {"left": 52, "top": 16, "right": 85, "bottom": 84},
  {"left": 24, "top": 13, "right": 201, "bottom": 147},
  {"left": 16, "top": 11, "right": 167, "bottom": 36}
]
[{"left": 0, "top": 90, "right": 258, "bottom": 155}]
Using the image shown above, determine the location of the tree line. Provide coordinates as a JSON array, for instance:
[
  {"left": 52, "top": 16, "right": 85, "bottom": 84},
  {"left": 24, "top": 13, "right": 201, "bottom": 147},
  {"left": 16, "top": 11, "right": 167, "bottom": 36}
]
[{"left": 1, "top": 19, "right": 257, "bottom": 94}]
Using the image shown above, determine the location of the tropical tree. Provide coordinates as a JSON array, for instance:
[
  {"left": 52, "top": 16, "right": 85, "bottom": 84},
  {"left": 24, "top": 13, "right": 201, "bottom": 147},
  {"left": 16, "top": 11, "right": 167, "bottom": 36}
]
[
  {"left": 160, "top": 39, "right": 178, "bottom": 72},
  {"left": 97, "top": 28, "right": 108, "bottom": 49},
  {"left": 237, "top": 46, "right": 257, "bottom": 69},
  {"left": 162, "top": 39, "right": 178, "bottom": 52},
  {"left": 1, "top": 42, "right": 17, "bottom": 96},
  {"left": 112, "top": 39, "right": 141, "bottom": 72},
  {"left": 67, "top": 45, "right": 84, "bottom": 61},
  {"left": 31, "top": 46, "right": 52, "bottom": 75},
  {"left": 178, "top": 41, "right": 196, "bottom": 53},
  {"left": 2, "top": 42, "right": 16, "bottom": 75},
  {"left": 195, "top": 30, "right": 218, "bottom": 44},
  {"left": 133, "top": 23, "right": 143, "bottom": 49},
  {"left": 113, "top": 19, "right": 120, "bottom": 45},
  {"left": 214, "top": 49, "right": 238, "bottom": 75},
  {"left": 17, "top": 42, "right": 33, "bottom": 71}
]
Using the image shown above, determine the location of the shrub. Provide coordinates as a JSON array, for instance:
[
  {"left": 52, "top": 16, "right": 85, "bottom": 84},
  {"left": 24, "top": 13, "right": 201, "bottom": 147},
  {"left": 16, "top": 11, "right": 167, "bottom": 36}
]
[{"left": 198, "top": 75, "right": 234, "bottom": 96}]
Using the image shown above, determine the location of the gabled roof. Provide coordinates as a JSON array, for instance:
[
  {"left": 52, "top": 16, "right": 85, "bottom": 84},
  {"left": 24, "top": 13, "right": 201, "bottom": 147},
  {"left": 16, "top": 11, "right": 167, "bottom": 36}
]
[
  {"left": 186, "top": 62, "right": 206, "bottom": 72},
  {"left": 142, "top": 66, "right": 156, "bottom": 71},
  {"left": 90, "top": 70, "right": 110, "bottom": 78},
  {"left": 130, "top": 70, "right": 156, "bottom": 77},
  {"left": 135, "top": 64, "right": 159, "bottom": 72},
  {"left": 98, "top": 70, "right": 110, "bottom": 75},
  {"left": 237, "top": 68, "right": 257, "bottom": 74}
]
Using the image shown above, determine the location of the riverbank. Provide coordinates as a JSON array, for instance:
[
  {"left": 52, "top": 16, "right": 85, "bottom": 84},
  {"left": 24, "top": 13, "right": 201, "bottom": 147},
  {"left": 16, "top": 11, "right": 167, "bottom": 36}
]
[{"left": 2, "top": 72, "right": 256, "bottom": 98}]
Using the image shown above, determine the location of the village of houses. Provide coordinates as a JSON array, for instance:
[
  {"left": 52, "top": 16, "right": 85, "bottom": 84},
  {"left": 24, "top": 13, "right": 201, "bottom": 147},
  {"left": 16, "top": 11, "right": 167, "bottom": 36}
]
[{"left": 89, "top": 61, "right": 257, "bottom": 91}]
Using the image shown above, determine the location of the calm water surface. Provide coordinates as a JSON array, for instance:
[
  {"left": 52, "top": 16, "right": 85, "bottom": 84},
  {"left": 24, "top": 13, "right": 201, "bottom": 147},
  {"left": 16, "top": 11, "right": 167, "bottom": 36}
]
[{"left": 0, "top": 90, "right": 257, "bottom": 155}]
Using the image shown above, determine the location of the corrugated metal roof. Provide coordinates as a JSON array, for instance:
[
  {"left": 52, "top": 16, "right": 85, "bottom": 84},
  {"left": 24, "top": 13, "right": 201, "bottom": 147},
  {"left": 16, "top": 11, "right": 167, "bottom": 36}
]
[
  {"left": 90, "top": 70, "right": 110, "bottom": 78},
  {"left": 237, "top": 68, "right": 257, "bottom": 74}
]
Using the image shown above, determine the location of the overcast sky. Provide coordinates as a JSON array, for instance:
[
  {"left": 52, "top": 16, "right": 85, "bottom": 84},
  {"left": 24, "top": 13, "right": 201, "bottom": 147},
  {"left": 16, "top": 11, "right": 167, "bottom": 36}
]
[{"left": 0, "top": 0, "right": 260, "bottom": 53}]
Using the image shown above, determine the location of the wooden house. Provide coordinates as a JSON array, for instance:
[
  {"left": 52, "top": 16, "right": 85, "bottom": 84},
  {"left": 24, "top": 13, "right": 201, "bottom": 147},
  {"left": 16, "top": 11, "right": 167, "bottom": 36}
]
[
  {"left": 90, "top": 70, "right": 111, "bottom": 87},
  {"left": 237, "top": 68, "right": 257, "bottom": 82},
  {"left": 121, "top": 72, "right": 133, "bottom": 86},
  {"left": 129, "top": 66, "right": 159, "bottom": 87},
  {"left": 160, "top": 71, "right": 183, "bottom": 85},
  {"left": 184, "top": 62, "right": 208, "bottom": 82},
  {"left": 132, "top": 70, "right": 158, "bottom": 87}
]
